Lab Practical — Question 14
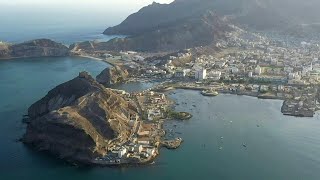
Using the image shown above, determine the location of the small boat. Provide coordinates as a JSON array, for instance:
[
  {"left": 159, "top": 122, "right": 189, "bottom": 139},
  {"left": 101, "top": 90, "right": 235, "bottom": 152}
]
[
  {"left": 201, "top": 89, "right": 219, "bottom": 97},
  {"left": 242, "top": 143, "right": 247, "bottom": 148}
]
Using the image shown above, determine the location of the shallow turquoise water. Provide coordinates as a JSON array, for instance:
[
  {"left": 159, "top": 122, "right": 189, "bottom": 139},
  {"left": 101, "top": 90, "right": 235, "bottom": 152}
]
[{"left": 1, "top": 58, "right": 320, "bottom": 179}]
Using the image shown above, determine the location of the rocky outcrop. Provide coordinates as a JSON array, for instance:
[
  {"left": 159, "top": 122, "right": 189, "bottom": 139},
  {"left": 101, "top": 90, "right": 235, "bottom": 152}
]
[
  {"left": 23, "top": 72, "right": 139, "bottom": 163},
  {"left": 0, "top": 42, "right": 10, "bottom": 58},
  {"left": 0, "top": 39, "right": 69, "bottom": 59},
  {"left": 96, "top": 66, "right": 129, "bottom": 86}
]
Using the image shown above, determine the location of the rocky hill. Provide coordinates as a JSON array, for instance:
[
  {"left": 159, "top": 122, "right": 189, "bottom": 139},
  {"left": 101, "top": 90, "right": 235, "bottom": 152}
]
[
  {"left": 22, "top": 72, "right": 139, "bottom": 164},
  {"left": 103, "top": 0, "right": 216, "bottom": 36},
  {"left": 0, "top": 39, "right": 69, "bottom": 59},
  {"left": 96, "top": 66, "right": 129, "bottom": 86},
  {"left": 72, "top": 11, "right": 231, "bottom": 52},
  {"left": 104, "top": 0, "right": 320, "bottom": 37}
]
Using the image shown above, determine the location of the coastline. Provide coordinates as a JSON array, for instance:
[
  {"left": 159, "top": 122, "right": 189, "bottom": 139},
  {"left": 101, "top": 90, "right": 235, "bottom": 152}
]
[
  {"left": 74, "top": 54, "right": 119, "bottom": 67},
  {"left": 154, "top": 84, "right": 316, "bottom": 118},
  {"left": 0, "top": 55, "right": 69, "bottom": 61},
  {"left": 0, "top": 54, "right": 117, "bottom": 67}
]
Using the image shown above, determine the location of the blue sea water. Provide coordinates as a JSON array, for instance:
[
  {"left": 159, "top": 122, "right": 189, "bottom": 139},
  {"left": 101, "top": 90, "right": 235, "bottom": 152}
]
[
  {"left": 0, "top": 5, "right": 126, "bottom": 45},
  {"left": 1, "top": 62, "right": 320, "bottom": 179},
  {"left": 1, "top": 5, "right": 320, "bottom": 180}
]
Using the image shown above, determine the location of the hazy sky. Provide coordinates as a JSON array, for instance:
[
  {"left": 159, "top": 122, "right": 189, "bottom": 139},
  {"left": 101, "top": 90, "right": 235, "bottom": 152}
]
[
  {"left": 0, "top": 0, "right": 174, "bottom": 7},
  {"left": 0, "top": 0, "right": 175, "bottom": 26}
]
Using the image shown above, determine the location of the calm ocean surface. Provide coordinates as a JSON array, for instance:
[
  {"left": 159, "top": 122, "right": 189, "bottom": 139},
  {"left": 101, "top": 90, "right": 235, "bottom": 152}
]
[
  {"left": 1, "top": 9, "right": 320, "bottom": 180},
  {"left": 0, "top": 8, "right": 124, "bottom": 45}
]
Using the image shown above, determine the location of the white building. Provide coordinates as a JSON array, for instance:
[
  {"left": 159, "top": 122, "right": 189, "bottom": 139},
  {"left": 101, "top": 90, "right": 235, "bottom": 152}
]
[
  {"left": 146, "top": 148, "right": 156, "bottom": 156},
  {"left": 133, "top": 55, "right": 145, "bottom": 62},
  {"left": 248, "top": 71, "right": 253, "bottom": 77},
  {"left": 195, "top": 68, "right": 207, "bottom": 80},
  {"left": 208, "top": 71, "right": 221, "bottom": 81},
  {"left": 288, "top": 73, "right": 300, "bottom": 80},
  {"left": 147, "top": 109, "right": 162, "bottom": 121},
  {"left": 255, "top": 65, "right": 262, "bottom": 75},
  {"left": 118, "top": 147, "right": 127, "bottom": 158}
]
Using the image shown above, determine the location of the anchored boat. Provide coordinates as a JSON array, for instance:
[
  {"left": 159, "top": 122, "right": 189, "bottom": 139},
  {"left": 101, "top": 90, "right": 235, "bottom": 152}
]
[{"left": 201, "top": 89, "right": 219, "bottom": 97}]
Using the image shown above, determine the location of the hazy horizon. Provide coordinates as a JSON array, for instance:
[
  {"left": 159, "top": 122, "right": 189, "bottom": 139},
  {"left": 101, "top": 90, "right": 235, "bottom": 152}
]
[
  {"left": 0, "top": 0, "right": 174, "bottom": 43},
  {"left": 0, "top": 0, "right": 174, "bottom": 25}
]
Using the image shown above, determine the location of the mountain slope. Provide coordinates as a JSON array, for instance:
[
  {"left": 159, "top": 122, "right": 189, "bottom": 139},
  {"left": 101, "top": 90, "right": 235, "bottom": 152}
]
[
  {"left": 104, "top": 0, "right": 215, "bottom": 36},
  {"left": 73, "top": 11, "right": 231, "bottom": 52},
  {"left": 104, "top": 0, "right": 320, "bottom": 35}
]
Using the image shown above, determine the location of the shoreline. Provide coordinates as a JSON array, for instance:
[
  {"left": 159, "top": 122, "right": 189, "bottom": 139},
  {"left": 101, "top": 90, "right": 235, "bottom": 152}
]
[
  {"left": 0, "top": 54, "right": 117, "bottom": 67},
  {"left": 156, "top": 85, "right": 316, "bottom": 118},
  {"left": 0, "top": 55, "right": 70, "bottom": 61},
  {"left": 74, "top": 54, "right": 119, "bottom": 67}
]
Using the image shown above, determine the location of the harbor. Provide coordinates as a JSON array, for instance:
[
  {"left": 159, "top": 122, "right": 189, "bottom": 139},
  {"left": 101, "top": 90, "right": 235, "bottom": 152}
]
[{"left": 153, "top": 82, "right": 320, "bottom": 117}]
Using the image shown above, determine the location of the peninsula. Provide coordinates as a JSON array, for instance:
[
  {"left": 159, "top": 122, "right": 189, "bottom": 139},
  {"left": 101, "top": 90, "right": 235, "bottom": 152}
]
[
  {"left": 22, "top": 71, "right": 185, "bottom": 166},
  {"left": 0, "top": 39, "right": 69, "bottom": 59}
]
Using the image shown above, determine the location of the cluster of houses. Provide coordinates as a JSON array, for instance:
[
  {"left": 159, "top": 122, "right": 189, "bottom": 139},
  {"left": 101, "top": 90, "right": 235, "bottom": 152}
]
[{"left": 92, "top": 88, "right": 168, "bottom": 164}]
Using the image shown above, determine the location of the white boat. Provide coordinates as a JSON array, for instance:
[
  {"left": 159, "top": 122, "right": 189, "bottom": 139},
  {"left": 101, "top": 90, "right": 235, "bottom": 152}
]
[{"left": 201, "top": 89, "right": 219, "bottom": 96}]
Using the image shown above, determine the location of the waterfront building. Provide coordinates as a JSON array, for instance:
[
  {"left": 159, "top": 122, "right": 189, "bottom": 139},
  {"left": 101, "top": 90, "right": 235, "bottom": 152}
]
[
  {"left": 146, "top": 148, "right": 156, "bottom": 156},
  {"left": 175, "top": 69, "right": 188, "bottom": 77},
  {"left": 134, "top": 145, "right": 143, "bottom": 153},
  {"left": 137, "top": 137, "right": 150, "bottom": 145},
  {"left": 118, "top": 148, "right": 127, "bottom": 158},
  {"left": 195, "top": 68, "right": 207, "bottom": 80},
  {"left": 208, "top": 71, "right": 221, "bottom": 81}
]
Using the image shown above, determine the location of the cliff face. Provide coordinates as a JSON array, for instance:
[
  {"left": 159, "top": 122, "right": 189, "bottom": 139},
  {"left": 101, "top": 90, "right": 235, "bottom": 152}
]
[
  {"left": 23, "top": 72, "right": 139, "bottom": 163},
  {"left": 96, "top": 66, "right": 129, "bottom": 86},
  {"left": 0, "top": 39, "right": 69, "bottom": 59}
]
